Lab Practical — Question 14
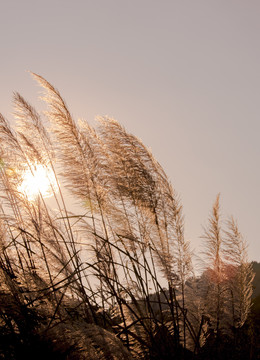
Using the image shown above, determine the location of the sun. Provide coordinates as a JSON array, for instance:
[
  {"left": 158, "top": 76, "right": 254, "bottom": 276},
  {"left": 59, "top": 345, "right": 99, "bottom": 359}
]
[{"left": 18, "top": 163, "right": 58, "bottom": 201}]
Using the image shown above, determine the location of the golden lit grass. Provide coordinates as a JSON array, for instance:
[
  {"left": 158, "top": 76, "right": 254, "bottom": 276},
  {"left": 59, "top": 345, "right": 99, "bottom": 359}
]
[{"left": 0, "top": 74, "right": 254, "bottom": 359}]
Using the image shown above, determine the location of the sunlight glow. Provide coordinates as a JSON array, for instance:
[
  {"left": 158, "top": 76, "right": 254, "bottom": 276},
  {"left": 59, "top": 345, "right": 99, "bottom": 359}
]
[{"left": 18, "top": 164, "right": 58, "bottom": 201}]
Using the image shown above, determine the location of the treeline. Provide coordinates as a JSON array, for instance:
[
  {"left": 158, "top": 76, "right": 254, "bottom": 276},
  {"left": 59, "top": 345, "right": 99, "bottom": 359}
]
[{"left": 0, "top": 74, "right": 257, "bottom": 359}]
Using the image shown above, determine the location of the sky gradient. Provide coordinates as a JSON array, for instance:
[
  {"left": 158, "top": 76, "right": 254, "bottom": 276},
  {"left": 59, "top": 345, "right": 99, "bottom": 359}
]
[{"left": 0, "top": 0, "right": 259, "bottom": 260}]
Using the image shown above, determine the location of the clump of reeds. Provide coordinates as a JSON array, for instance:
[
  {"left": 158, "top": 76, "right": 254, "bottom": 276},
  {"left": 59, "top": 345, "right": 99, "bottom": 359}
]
[{"left": 0, "top": 74, "right": 254, "bottom": 359}]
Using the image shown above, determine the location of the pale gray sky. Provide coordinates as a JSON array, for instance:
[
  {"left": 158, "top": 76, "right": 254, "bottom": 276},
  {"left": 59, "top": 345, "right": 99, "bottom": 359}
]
[{"left": 0, "top": 0, "right": 259, "bottom": 260}]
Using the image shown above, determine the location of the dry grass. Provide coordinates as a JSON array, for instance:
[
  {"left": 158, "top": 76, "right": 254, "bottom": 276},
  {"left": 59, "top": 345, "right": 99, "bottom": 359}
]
[{"left": 0, "top": 74, "right": 254, "bottom": 359}]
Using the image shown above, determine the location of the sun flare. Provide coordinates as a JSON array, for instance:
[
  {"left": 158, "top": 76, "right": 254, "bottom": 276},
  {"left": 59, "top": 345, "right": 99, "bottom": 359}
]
[{"left": 18, "top": 164, "right": 58, "bottom": 201}]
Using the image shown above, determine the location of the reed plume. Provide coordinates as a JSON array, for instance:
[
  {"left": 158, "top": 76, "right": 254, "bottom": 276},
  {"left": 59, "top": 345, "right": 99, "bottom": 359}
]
[{"left": 0, "top": 74, "right": 254, "bottom": 360}]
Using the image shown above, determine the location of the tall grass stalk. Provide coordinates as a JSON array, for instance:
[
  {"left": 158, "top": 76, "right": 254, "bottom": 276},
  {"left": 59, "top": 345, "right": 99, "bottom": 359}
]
[{"left": 0, "top": 74, "right": 254, "bottom": 359}]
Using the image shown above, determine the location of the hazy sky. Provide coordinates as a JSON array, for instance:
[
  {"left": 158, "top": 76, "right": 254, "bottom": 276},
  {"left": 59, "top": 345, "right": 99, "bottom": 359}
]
[{"left": 0, "top": 1, "right": 259, "bottom": 260}]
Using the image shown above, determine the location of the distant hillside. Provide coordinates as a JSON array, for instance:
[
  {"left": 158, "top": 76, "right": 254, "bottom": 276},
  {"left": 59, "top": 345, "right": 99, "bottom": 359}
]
[{"left": 252, "top": 261, "right": 260, "bottom": 298}]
